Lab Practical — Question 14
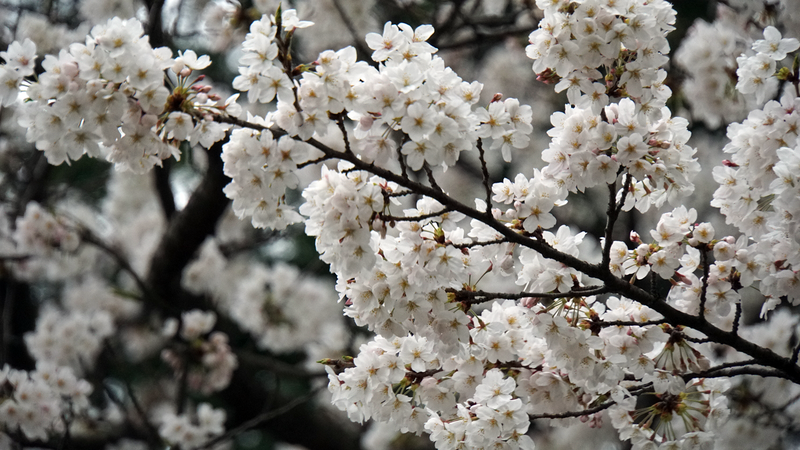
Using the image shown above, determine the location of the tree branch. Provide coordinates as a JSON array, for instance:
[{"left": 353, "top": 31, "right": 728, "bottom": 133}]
[
  {"left": 214, "top": 114, "right": 800, "bottom": 385},
  {"left": 446, "top": 285, "right": 607, "bottom": 305},
  {"left": 146, "top": 139, "right": 230, "bottom": 308},
  {"left": 153, "top": 159, "right": 176, "bottom": 219}
]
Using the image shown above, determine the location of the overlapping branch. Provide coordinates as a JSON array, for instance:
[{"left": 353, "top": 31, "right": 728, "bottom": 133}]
[{"left": 215, "top": 113, "right": 800, "bottom": 385}]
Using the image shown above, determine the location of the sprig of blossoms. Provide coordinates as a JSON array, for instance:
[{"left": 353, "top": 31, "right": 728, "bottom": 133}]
[
  {"left": 527, "top": 1, "right": 699, "bottom": 211},
  {"left": 221, "top": 127, "right": 306, "bottom": 230},
  {"left": 158, "top": 403, "right": 225, "bottom": 449},
  {"left": 0, "top": 363, "right": 93, "bottom": 441},
  {"left": 609, "top": 378, "right": 729, "bottom": 450},
  {"left": 735, "top": 26, "right": 799, "bottom": 104},
  {"left": 0, "top": 38, "right": 36, "bottom": 105},
  {"left": 229, "top": 13, "right": 535, "bottom": 230},
  {"left": 11, "top": 17, "right": 236, "bottom": 172},
  {"left": 162, "top": 310, "right": 238, "bottom": 395},
  {"left": 711, "top": 93, "right": 800, "bottom": 315}
]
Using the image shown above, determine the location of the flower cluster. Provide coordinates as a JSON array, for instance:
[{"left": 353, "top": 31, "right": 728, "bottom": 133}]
[
  {"left": 182, "top": 244, "right": 348, "bottom": 361},
  {"left": 735, "top": 26, "right": 799, "bottom": 104},
  {"left": 609, "top": 378, "right": 729, "bottom": 450},
  {"left": 0, "top": 38, "right": 36, "bottom": 105},
  {"left": 526, "top": 1, "right": 699, "bottom": 211},
  {"left": 13, "top": 202, "right": 80, "bottom": 255},
  {"left": 6, "top": 0, "right": 800, "bottom": 448},
  {"left": 221, "top": 128, "right": 306, "bottom": 230},
  {"left": 674, "top": 10, "right": 752, "bottom": 129},
  {"left": 326, "top": 303, "right": 540, "bottom": 450},
  {"left": 13, "top": 17, "right": 234, "bottom": 171},
  {"left": 162, "top": 310, "right": 238, "bottom": 395},
  {"left": 24, "top": 306, "right": 115, "bottom": 373},
  {"left": 232, "top": 8, "right": 311, "bottom": 105},
  {"left": 0, "top": 363, "right": 92, "bottom": 441},
  {"left": 711, "top": 93, "right": 800, "bottom": 314},
  {"left": 526, "top": 0, "right": 675, "bottom": 117},
  {"left": 228, "top": 11, "right": 535, "bottom": 229},
  {"left": 158, "top": 403, "right": 226, "bottom": 449}
]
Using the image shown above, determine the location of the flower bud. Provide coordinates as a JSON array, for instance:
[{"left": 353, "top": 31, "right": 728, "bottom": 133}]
[{"left": 172, "top": 60, "right": 186, "bottom": 74}]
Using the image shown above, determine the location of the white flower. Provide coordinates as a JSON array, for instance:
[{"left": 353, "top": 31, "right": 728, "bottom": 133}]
[
  {"left": 164, "top": 112, "right": 194, "bottom": 141},
  {"left": 753, "top": 26, "right": 800, "bottom": 61},
  {"left": 1, "top": 38, "right": 37, "bottom": 76},
  {"left": 281, "top": 9, "right": 313, "bottom": 30},
  {"left": 176, "top": 49, "right": 211, "bottom": 71}
]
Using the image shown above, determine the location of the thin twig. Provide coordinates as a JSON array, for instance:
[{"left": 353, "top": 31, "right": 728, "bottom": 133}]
[
  {"left": 381, "top": 209, "right": 453, "bottom": 223},
  {"left": 687, "top": 366, "right": 797, "bottom": 381},
  {"left": 599, "top": 319, "right": 667, "bottom": 327},
  {"left": 334, "top": 114, "right": 353, "bottom": 155},
  {"left": 447, "top": 285, "right": 607, "bottom": 305},
  {"left": 330, "top": 0, "right": 375, "bottom": 64},
  {"left": 296, "top": 155, "right": 332, "bottom": 169},
  {"left": 195, "top": 387, "right": 323, "bottom": 450},
  {"left": 424, "top": 164, "right": 443, "bottom": 193},
  {"left": 615, "top": 173, "right": 632, "bottom": 216},
  {"left": 80, "top": 230, "right": 153, "bottom": 303},
  {"left": 103, "top": 379, "right": 161, "bottom": 445},
  {"left": 528, "top": 399, "right": 615, "bottom": 420},
  {"left": 698, "top": 245, "right": 710, "bottom": 321},
  {"left": 451, "top": 238, "right": 509, "bottom": 249},
  {"left": 601, "top": 178, "right": 618, "bottom": 269},
  {"left": 683, "top": 335, "right": 711, "bottom": 344},
  {"left": 476, "top": 138, "right": 493, "bottom": 214}
]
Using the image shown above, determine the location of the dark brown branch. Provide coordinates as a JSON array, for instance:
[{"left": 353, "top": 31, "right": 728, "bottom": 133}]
[
  {"left": 153, "top": 160, "right": 176, "bottom": 219},
  {"left": 296, "top": 155, "right": 332, "bottom": 169},
  {"left": 699, "top": 245, "right": 710, "bottom": 320},
  {"left": 529, "top": 382, "right": 653, "bottom": 421},
  {"left": 334, "top": 114, "right": 353, "bottom": 155},
  {"left": 146, "top": 139, "right": 230, "bottom": 308},
  {"left": 397, "top": 141, "right": 408, "bottom": 179},
  {"left": 143, "top": 0, "right": 167, "bottom": 48},
  {"left": 451, "top": 238, "right": 509, "bottom": 249},
  {"left": 446, "top": 285, "right": 607, "bottom": 305},
  {"left": 601, "top": 177, "right": 620, "bottom": 268},
  {"left": 687, "top": 359, "right": 758, "bottom": 378},
  {"left": 477, "top": 138, "right": 492, "bottom": 213},
  {"left": 733, "top": 302, "right": 743, "bottom": 336},
  {"left": 80, "top": 230, "right": 152, "bottom": 303},
  {"left": 528, "top": 399, "right": 615, "bottom": 420},
  {"left": 381, "top": 209, "right": 453, "bottom": 223},
  {"left": 424, "top": 164, "right": 443, "bottom": 193},
  {"left": 687, "top": 366, "right": 796, "bottom": 381},
  {"left": 214, "top": 114, "right": 800, "bottom": 385},
  {"left": 615, "top": 173, "right": 632, "bottom": 216},
  {"left": 791, "top": 340, "right": 800, "bottom": 366},
  {"left": 599, "top": 319, "right": 667, "bottom": 327}
]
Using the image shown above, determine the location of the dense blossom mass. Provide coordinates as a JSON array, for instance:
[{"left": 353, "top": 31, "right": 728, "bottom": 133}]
[{"left": 1, "top": 0, "right": 800, "bottom": 449}]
